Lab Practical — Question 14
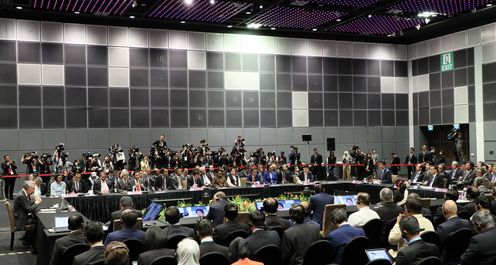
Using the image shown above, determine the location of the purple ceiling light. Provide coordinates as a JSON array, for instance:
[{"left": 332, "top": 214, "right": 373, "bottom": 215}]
[
  {"left": 392, "top": 0, "right": 495, "bottom": 16},
  {"left": 149, "top": 0, "right": 252, "bottom": 23},
  {"left": 307, "top": 0, "right": 379, "bottom": 8},
  {"left": 33, "top": 0, "right": 134, "bottom": 15},
  {"left": 331, "top": 15, "right": 423, "bottom": 35},
  {"left": 248, "top": 6, "right": 345, "bottom": 29}
]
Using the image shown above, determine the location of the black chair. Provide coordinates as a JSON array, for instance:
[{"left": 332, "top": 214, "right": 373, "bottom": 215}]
[
  {"left": 420, "top": 231, "right": 440, "bottom": 247},
  {"left": 200, "top": 252, "right": 230, "bottom": 265},
  {"left": 253, "top": 244, "right": 281, "bottom": 265},
  {"left": 363, "top": 219, "right": 383, "bottom": 248},
  {"left": 222, "top": 230, "right": 250, "bottom": 247},
  {"left": 267, "top": 226, "right": 284, "bottom": 238},
  {"left": 458, "top": 211, "right": 471, "bottom": 220},
  {"left": 302, "top": 240, "right": 333, "bottom": 265},
  {"left": 123, "top": 239, "right": 144, "bottom": 262},
  {"left": 62, "top": 243, "right": 90, "bottom": 265},
  {"left": 383, "top": 219, "right": 397, "bottom": 248},
  {"left": 418, "top": 256, "right": 442, "bottom": 265},
  {"left": 150, "top": 256, "right": 178, "bottom": 265},
  {"left": 341, "top": 236, "right": 370, "bottom": 265},
  {"left": 442, "top": 228, "right": 474, "bottom": 265},
  {"left": 167, "top": 235, "right": 186, "bottom": 249},
  {"left": 365, "top": 259, "right": 392, "bottom": 265}
]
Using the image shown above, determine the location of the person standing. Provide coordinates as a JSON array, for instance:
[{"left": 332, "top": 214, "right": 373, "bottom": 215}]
[
  {"left": 1, "top": 155, "right": 17, "bottom": 200},
  {"left": 14, "top": 181, "right": 42, "bottom": 251},
  {"left": 310, "top": 148, "right": 323, "bottom": 181},
  {"left": 342, "top": 151, "right": 352, "bottom": 181},
  {"left": 405, "top": 148, "right": 417, "bottom": 179}
]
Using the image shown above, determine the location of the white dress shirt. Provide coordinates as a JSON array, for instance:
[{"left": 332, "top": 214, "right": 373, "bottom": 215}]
[{"left": 348, "top": 206, "right": 380, "bottom": 227}]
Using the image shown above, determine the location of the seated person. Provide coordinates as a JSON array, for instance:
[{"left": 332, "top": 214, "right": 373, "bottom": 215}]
[
  {"left": 50, "top": 175, "right": 66, "bottom": 196},
  {"left": 33, "top": 177, "right": 48, "bottom": 196},
  {"left": 230, "top": 237, "right": 263, "bottom": 265},
  {"left": 436, "top": 200, "right": 472, "bottom": 248},
  {"left": 187, "top": 169, "right": 204, "bottom": 189},
  {"left": 300, "top": 201, "right": 320, "bottom": 228},
  {"left": 162, "top": 206, "right": 196, "bottom": 246},
  {"left": 73, "top": 222, "right": 106, "bottom": 265},
  {"left": 14, "top": 180, "right": 42, "bottom": 249},
  {"left": 213, "top": 203, "right": 251, "bottom": 245},
  {"left": 197, "top": 219, "right": 230, "bottom": 260},
  {"left": 137, "top": 226, "right": 175, "bottom": 265},
  {"left": 263, "top": 198, "right": 291, "bottom": 230},
  {"left": 66, "top": 172, "right": 89, "bottom": 193},
  {"left": 109, "top": 196, "right": 142, "bottom": 232},
  {"left": 263, "top": 164, "right": 278, "bottom": 185},
  {"left": 298, "top": 165, "right": 314, "bottom": 183},
  {"left": 309, "top": 184, "right": 334, "bottom": 227},
  {"left": 93, "top": 171, "right": 114, "bottom": 195},
  {"left": 373, "top": 188, "right": 404, "bottom": 221},
  {"left": 327, "top": 208, "right": 366, "bottom": 264},
  {"left": 348, "top": 192, "right": 380, "bottom": 227},
  {"left": 104, "top": 210, "right": 145, "bottom": 245},
  {"left": 50, "top": 214, "right": 86, "bottom": 265},
  {"left": 460, "top": 211, "right": 496, "bottom": 265},
  {"left": 395, "top": 216, "right": 440, "bottom": 265},
  {"left": 245, "top": 211, "right": 280, "bottom": 256},
  {"left": 177, "top": 238, "right": 200, "bottom": 265},
  {"left": 281, "top": 205, "right": 320, "bottom": 265},
  {"left": 104, "top": 241, "right": 129, "bottom": 265}
]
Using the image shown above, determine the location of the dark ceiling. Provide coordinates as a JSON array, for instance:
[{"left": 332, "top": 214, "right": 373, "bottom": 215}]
[{"left": 2, "top": 0, "right": 496, "bottom": 44}]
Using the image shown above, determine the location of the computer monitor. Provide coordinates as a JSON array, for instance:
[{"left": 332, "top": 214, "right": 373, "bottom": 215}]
[
  {"left": 255, "top": 201, "right": 264, "bottom": 211},
  {"left": 365, "top": 249, "right": 393, "bottom": 264},
  {"left": 255, "top": 199, "right": 301, "bottom": 212},
  {"left": 334, "top": 195, "right": 357, "bottom": 206},
  {"left": 54, "top": 217, "right": 68, "bottom": 228},
  {"left": 178, "top": 206, "right": 210, "bottom": 218},
  {"left": 143, "top": 202, "right": 164, "bottom": 221}
]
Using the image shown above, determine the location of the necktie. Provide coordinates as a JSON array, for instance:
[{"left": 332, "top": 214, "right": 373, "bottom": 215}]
[
  {"left": 136, "top": 183, "right": 141, "bottom": 191},
  {"left": 76, "top": 182, "right": 79, "bottom": 192},
  {"left": 253, "top": 174, "right": 256, "bottom": 183}
]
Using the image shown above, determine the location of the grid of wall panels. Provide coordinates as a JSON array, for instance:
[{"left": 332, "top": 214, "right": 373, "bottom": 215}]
[
  {"left": 483, "top": 61, "right": 496, "bottom": 121},
  {"left": 0, "top": 20, "right": 409, "bottom": 129},
  {"left": 411, "top": 47, "right": 475, "bottom": 126}
]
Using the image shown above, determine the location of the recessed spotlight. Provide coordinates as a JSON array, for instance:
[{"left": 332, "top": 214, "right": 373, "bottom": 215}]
[
  {"left": 487, "top": 3, "right": 493, "bottom": 7},
  {"left": 336, "top": 18, "right": 341, "bottom": 22},
  {"left": 210, "top": 0, "right": 215, "bottom": 4},
  {"left": 246, "top": 11, "right": 252, "bottom": 15},
  {"left": 270, "top": 27, "right": 276, "bottom": 30},
  {"left": 259, "top": 5, "right": 263, "bottom": 9},
  {"left": 180, "top": 21, "right": 186, "bottom": 24},
  {"left": 74, "top": 11, "right": 80, "bottom": 14},
  {"left": 184, "top": 0, "right": 193, "bottom": 5},
  {"left": 132, "top": 1, "right": 138, "bottom": 8},
  {"left": 227, "top": 25, "right": 233, "bottom": 28},
  {"left": 418, "top": 11, "right": 436, "bottom": 18},
  {"left": 368, "top": 14, "right": 372, "bottom": 18},
  {"left": 247, "top": 23, "right": 262, "bottom": 29},
  {"left": 129, "top": 15, "right": 135, "bottom": 19},
  {"left": 16, "top": 6, "right": 23, "bottom": 10},
  {"left": 312, "top": 28, "right": 317, "bottom": 31}
]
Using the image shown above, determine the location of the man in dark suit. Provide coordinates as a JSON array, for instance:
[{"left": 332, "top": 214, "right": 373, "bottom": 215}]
[
  {"left": 197, "top": 219, "right": 230, "bottom": 260},
  {"left": 309, "top": 184, "right": 334, "bottom": 227},
  {"left": 310, "top": 148, "right": 324, "bottom": 181},
  {"left": 264, "top": 198, "right": 292, "bottom": 230},
  {"left": 390, "top": 153, "right": 401, "bottom": 176},
  {"left": 109, "top": 196, "right": 142, "bottom": 232},
  {"left": 298, "top": 165, "right": 315, "bottom": 183},
  {"left": 66, "top": 172, "right": 89, "bottom": 193},
  {"left": 281, "top": 204, "right": 320, "bottom": 265},
  {"left": 405, "top": 148, "right": 417, "bottom": 179},
  {"left": 115, "top": 170, "right": 133, "bottom": 192},
  {"left": 245, "top": 211, "right": 280, "bottom": 256},
  {"left": 424, "top": 165, "right": 444, "bottom": 188},
  {"left": 378, "top": 161, "right": 392, "bottom": 184},
  {"left": 326, "top": 208, "right": 366, "bottom": 264},
  {"left": 411, "top": 164, "right": 426, "bottom": 183},
  {"left": 187, "top": 169, "right": 204, "bottom": 189},
  {"left": 417, "top": 145, "right": 431, "bottom": 163},
  {"left": 432, "top": 189, "right": 460, "bottom": 226},
  {"left": 206, "top": 192, "right": 227, "bottom": 227},
  {"left": 395, "top": 216, "right": 440, "bottom": 265},
  {"left": 162, "top": 206, "right": 196, "bottom": 246},
  {"left": 104, "top": 210, "right": 145, "bottom": 245},
  {"left": 372, "top": 188, "right": 403, "bottom": 221},
  {"left": 213, "top": 203, "right": 250, "bottom": 246},
  {"left": 436, "top": 200, "right": 472, "bottom": 248},
  {"left": 449, "top": 161, "right": 463, "bottom": 182},
  {"left": 2, "top": 155, "right": 17, "bottom": 200},
  {"left": 93, "top": 171, "right": 114, "bottom": 195},
  {"left": 459, "top": 161, "right": 476, "bottom": 187},
  {"left": 49, "top": 214, "right": 86, "bottom": 265},
  {"left": 13, "top": 180, "right": 42, "bottom": 249},
  {"left": 72, "top": 221, "right": 105, "bottom": 265},
  {"left": 461, "top": 211, "right": 496, "bottom": 265}
]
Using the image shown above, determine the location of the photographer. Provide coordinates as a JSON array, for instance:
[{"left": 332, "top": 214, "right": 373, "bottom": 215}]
[
  {"left": 102, "top": 155, "right": 114, "bottom": 172},
  {"left": 109, "top": 144, "right": 126, "bottom": 171},
  {"left": 39, "top": 153, "right": 53, "bottom": 175},
  {"left": 449, "top": 130, "right": 466, "bottom": 163},
  {"left": 128, "top": 146, "right": 143, "bottom": 171},
  {"left": 22, "top": 152, "right": 40, "bottom": 174},
  {"left": 231, "top": 136, "right": 246, "bottom": 167},
  {"left": 152, "top": 134, "right": 168, "bottom": 169},
  {"left": 83, "top": 153, "right": 102, "bottom": 172},
  {"left": 289, "top": 145, "right": 301, "bottom": 166},
  {"left": 349, "top": 145, "right": 366, "bottom": 180},
  {"left": 52, "top": 143, "right": 65, "bottom": 173},
  {"left": 1, "top": 155, "right": 17, "bottom": 200},
  {"left": 54, "top": 152, "right": 71, "bottom": 174}
]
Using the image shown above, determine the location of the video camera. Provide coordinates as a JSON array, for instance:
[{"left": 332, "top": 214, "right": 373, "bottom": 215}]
[{"left": 55, "top": 143, "right": 65, "bottom": 151}]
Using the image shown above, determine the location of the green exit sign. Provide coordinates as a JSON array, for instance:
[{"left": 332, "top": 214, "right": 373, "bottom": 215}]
[{"left": 440, "top": 52, "right": 454, "bottom": 72}]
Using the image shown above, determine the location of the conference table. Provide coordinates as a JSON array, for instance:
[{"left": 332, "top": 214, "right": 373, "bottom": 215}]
[{"left": 63, "top": 181, "right": 447, "bottom": 223}]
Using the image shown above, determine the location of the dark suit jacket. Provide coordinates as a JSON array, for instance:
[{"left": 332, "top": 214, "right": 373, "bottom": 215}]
[
  {"left": 436, "top": 216, "right": 472, "bottom": 247},
  {"left": 327, "top": 224, "right": 366, "bottom": 264},
  {"left": 109, "top": 208, "right": 142, "bottom": 232},
  {"left": 13, "top": 190, "right": 38, "bottom": 229},
  {"left": 199, "top": 241, "right": 230, "bottom": 260},
  {"left": 396, "top": 239, "right": 439, "bottom": 265},
  {"left": 66, "top": 180, "right": 89, "bottom": 193},
  {"left": 213, "top": 220, "right": 250, "bottom": 245},
  {"left": 206, "top": 200, "right": 227, "bottom": 227},
  {"left": 186, "top": 175, "right": 204, "bottom": 188},
  {"left": 163, "top": 224, "right": 196, "bottom": 244},
  {"left": 412, "top": 171, "right": 426, "bottom": 183},
  {"left": 72, "top": 245, "right": 105, "bottom": 265},
  {"left": 390, "top": 157, "right": 401, "bottom": 175},
  {"left": 461, "top": 170, "right": 476, "bottom": 186},
  {"left": 380, "top": 168, "right": 392, "bottom": 184},
  {"left": 92, "top": 179, "right": 114, "bottom": 195},
  {"left": 104, "top": 228, "right": 145, "bottom": 246},
  {"left": 310, "top": 192, "right": 334, "bottom": 226},
  {"left": 266, "top": 215, "right": 292, "bottom": 231},
  {"left": 115, "top": 178, "right": 133, "bottom": 192},
  {"left": 461, "top": 228, "right": 496, "bottom": 265},
  {"left": 49, "top": 230, "right": 87, "bottom": 265},
  {"left": 418, "top": 151, "right": 432, "bottom": 163},
  {"left": 281, "top": 223, "right": 320, "bottom": 265},
  {"left": 372, "top": 202, "right": 403, "bottom": 221},
  {"left": 298, "top": 172, "right": 314, "bottom": 182},
  {"left": 405, "top": 154, "right": 418, "bottom": 165},
  {"left": 137, "top": 248, "right": 176, "bottom": 265},
  {"left": 245, "top": 229, "right": 280, "bottom": 256},
  {"left": 427, "top": 174, "right": 445, "bottom": 188},
  {"left": 449, "top": 168, "right": 464, "bottom": 182}
]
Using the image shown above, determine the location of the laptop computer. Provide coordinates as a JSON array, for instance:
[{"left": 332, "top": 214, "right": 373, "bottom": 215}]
[
  {"left": 143, "top": 202, "right": 164, "bottom": 221},
  {"left": 53, "top": 216, "right": 70, "bottom": 233},
  {"left": 365, "top": 248, "right": 393, "bottom": 264},
  {"left": 178, "top": 206, "right": 210, "bottom": 219}
]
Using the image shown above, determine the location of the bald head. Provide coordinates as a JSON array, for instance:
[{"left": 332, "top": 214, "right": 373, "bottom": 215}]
[{"left": 442, "top": 200, "right": 458, "bottom": 219}]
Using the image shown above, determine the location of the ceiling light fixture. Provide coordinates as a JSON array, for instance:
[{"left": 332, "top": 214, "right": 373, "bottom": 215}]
[
  {"left": 271, "top": 27, "right": 276, "bottom": 30},
  {"left": 181, "top": 21, "right": 186, "bottom": 24},
  {"left": 129, "top": 15, "right": 135, "bottom": 19},
  {"left": 184, "top": 0, "right": 193, "bottom": 5},
  {"left": 246, "top": 11, "right": 252, "bottom": 15},
  {"left": 368, "top": 14, "right": 372, "bottom": 18},
  {"left": 247, "top": 23, "right": 262, "bottom": 29},
  {"left": 424, "top": 18, "right": 430, "bottom": 24},
  {"left": 210, "top": 0, "right": 215, "bottom": 4},
  {"left": 336, "top": 18, "right": 341, "bottom": 22},
  {"left": 415, "top": 24, "right": 421, "bottom": 30},
  {"left": 132, "top": 1, "right": 138, "bottom": 8},
  {"left": 227, "top": 25, "right": 233, "bottom": 28},
  {"left": 74, "top": 11, "right": 80, "bottom": 14},
  {"left": 417, "top": 11, "right": 436, "bottom": 18},
  {"left": 259, "top": 5, "right": 263, "bottom": 9},
  {"left": 16, "top": 6, "right": 23, "bottom": 10},
  {"left": 487, "top": 3, "right": 493, "bottom": 7},
  {"left": 312, "top": 28, "right": 317, "bottom": 31}
]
